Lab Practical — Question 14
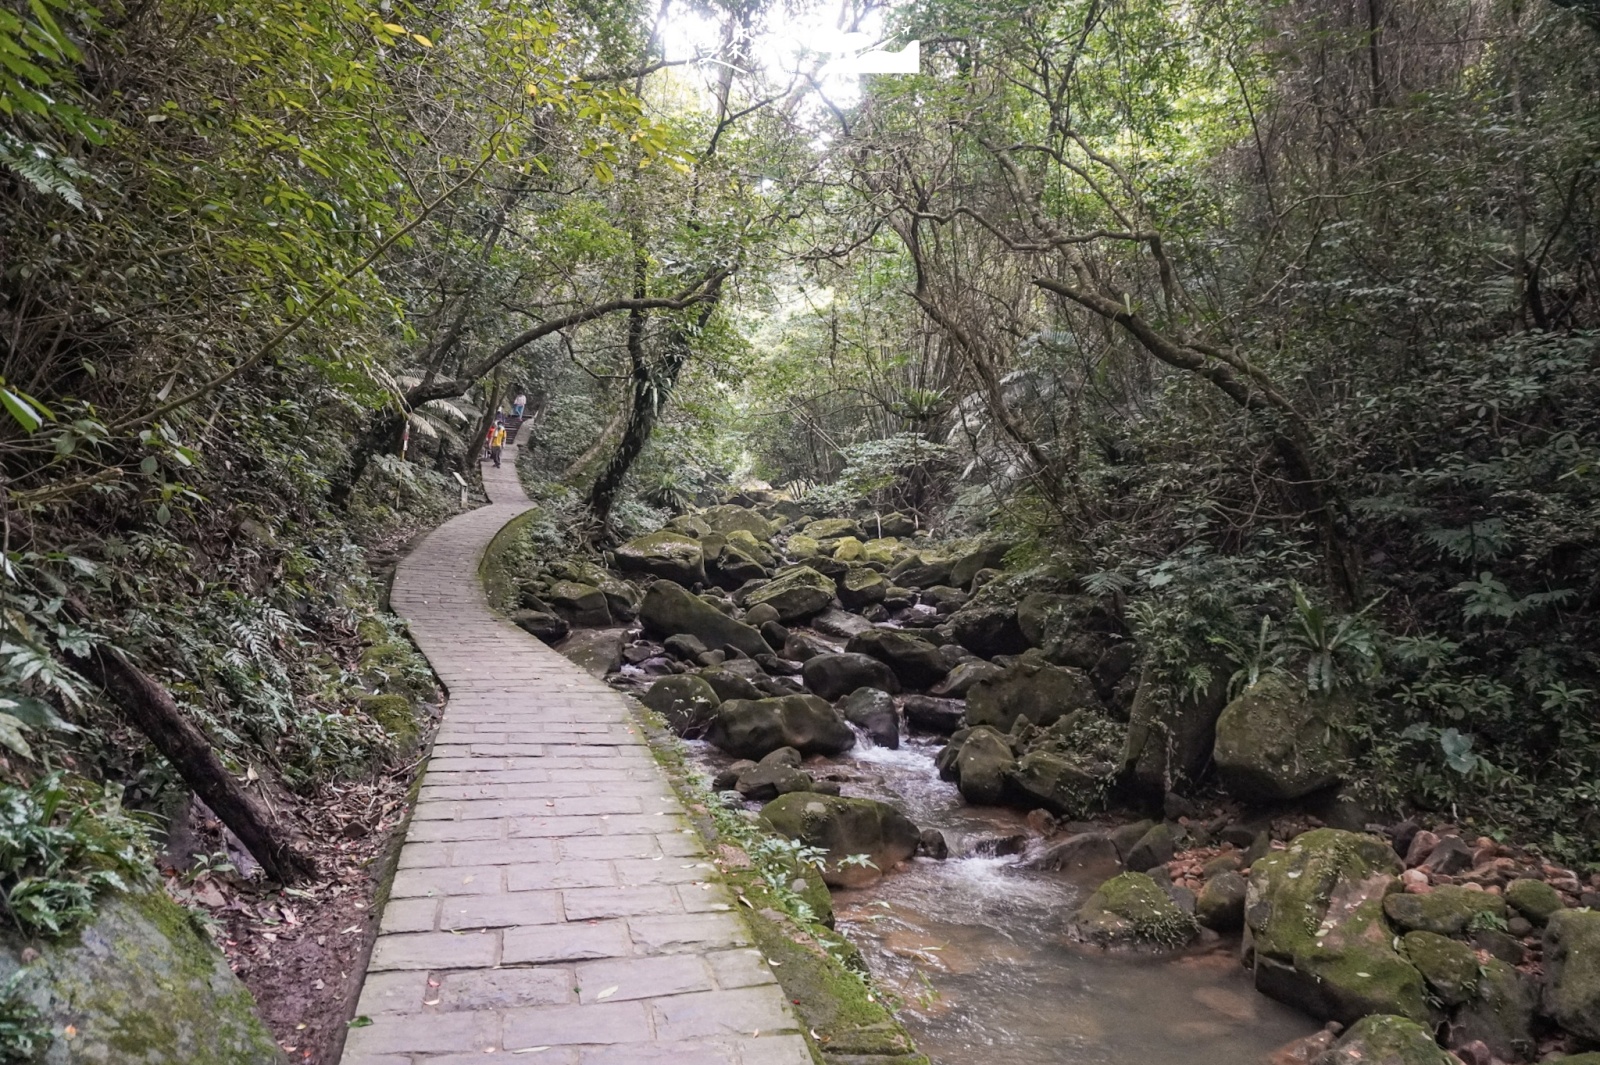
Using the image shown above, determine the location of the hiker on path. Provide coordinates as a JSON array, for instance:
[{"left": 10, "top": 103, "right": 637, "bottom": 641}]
[
  {"left": 512, "top": 392, "right": 527, "bottom": 418},
  {"left": 488, "top": 420, "right": 507, "bottom": 468}
]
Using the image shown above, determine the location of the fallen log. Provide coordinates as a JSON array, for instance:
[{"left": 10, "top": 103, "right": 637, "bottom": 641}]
[{"left": 66, "top": 637, "right": 316, "bottom": 883}]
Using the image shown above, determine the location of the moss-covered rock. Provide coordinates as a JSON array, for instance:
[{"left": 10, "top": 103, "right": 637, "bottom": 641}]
[
  {"left": 699, "top": 504, "right": 776, "bottom": 540},
  {"left": 1446, "top": 957, "right": 1535, "bottom": 1063},
  {"left": 1213, "top": 674, "right": 1351, "bottom": 803},
  {"left": 1505, "top": 877, "right": 1564, "bottom": 926},
  {"left": 861, "top": 537, "right": 898, "bottom": 564},
  {"left": 801, "top": 652, "right": 900, "bottom": 702},
  {"left": 705, "top": 695, "right": 856, "bottom": 760},
  {"left": 785, "top": 533, "right": 821, "bottom": 559},
  {"left": 545, "top": 579, "right": 612, "bottom": 626},
  {"left": 1073, "top": 872, "right": 1199, "bottom": 950},
  {"left": 1400, "top": 930, "right": 1478, "bottom": 1005},
  {"left": 838, "top": 565, "right": 888, "bottom": 609},
  {"left": 845, "top": 629, "right": 948, "bottom": 690},
  {"left": 949, "top": 541, "right": 1013, "bottom": 589},
  {"left": 641, "top": 675, "right": 722, "bottom": 735},
  {"left": 615, "top": 529, "right": 707, "bottom": 586},
  {"left": 954, "top": 727, "right": 1014, "bottom": 806},
  {"left": 639, "top": 580, "right": 771, "bottom": 658},
  {"left": 359, "top": 693, "right": 418, "bottom": 752},
  {"left": 743, "top": 565, "right": 837, "bottom": 622},
  {"left": 887, "top": 552, "right": 954, "bottom": 589},
  {"left": 947, "top": 602, "right": 1030, "bottom": 658},
  {"left": 0, "top": 892, "right": 283, "bottom": 1064},
  {"left": 725, "top": 528, "right": 775, "bottom": 565},
  {"left": 1545, "top": 909, "right": 1600, "bottom": 1042},
  {"left": 1246, "top": 828, "right": 1429, "bottom": 1025},
  {"left": 1122, "top": 662, "right": 1232, "bottom": 796},
  {"left": 966, "top": 659, "right": 1099, "bottom": 732},
  {"left": 832, "top": 536, "right": 864, "bottom": 562},
  {"left": 1382, "top": 885, "right": 1506, "bottom": 936},
  {"left": 803, "top": 518, "right": 864, "bottom": 541},
  {"left": 1311, "top": 1014, "right": 1455, "bottom": 1065},
  {"left": 761, "top": 793, "right": 920, "bottom": 888},
  {"left": 1005, "top": 750, "right": 1108, "bottom": 819},
  {"left": 707, "top": 539, "right": 771, "bottom": 591},
  {"left": 1196, "top": 870, "right": 1248, "bottom": 932}
]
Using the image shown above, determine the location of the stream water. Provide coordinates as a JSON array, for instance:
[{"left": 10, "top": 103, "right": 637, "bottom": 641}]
[{"left": 687, "top": 723, "right": 1319, "bottom": 1065}]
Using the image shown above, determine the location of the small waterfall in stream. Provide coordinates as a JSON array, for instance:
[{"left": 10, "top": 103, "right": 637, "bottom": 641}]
[{"left": 695, "top": 720, "right": 1320, "bottom": 1064}]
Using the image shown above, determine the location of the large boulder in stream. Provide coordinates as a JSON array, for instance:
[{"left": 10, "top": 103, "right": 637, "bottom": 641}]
[
  {"left": 761, "top": 793, "right": 920, "bottom": 888},
  {"left": 1073, "top": 872, "right": 1198, "bottom": 950},
  {"left": 545, "top": 579, "right": 612, "bottom": 627},
  {"left": 1213, "top": 674, "right": 1351, "bottom": 802},
  {"left": 845, "top": 629, "right": 949, "bottom": 690},
  {"left": 954, "top": 726, "right": 1015, "bottom": 805},
  {"left": 642, "top": 674, "right": 721, "bottom": 735},
  {"left": 700, "top": 504, "right": 775, "bottom": 540},
  {"left": 948, "top": 603, "right": 1030, "bottom": 658},
  {"left": 902, "top": 695, "right": 965, "bottom": 735},
  {"left": 1311, "top": 1015, "right": 1457, "bottom": 1065},
  {"left": 966, "top": 659, "right": 1099, "bottom": 732},
  {"left": 1121, "top": 662, "right": 1231, "bottom": 796},
  {"left": 743, "top": 566, "right": 837, "bottom": 622},
  {"left": 838, "top": 687, "right": 899, "bottom": 749},
  {"left": 1545, "top": 909, "right": 1600, "bottom": 1043},
  {"left": 882, "top": 552, "right": 948, "bottom": 589},
  {"left": 554, "top": 628, "right": 626, "bottom": 678},
  {"left": 802, "top": 518, "right": 864, "bottom": 541},
  {"left": 704, "top": 695, "right": 856, "bottom": 760},
  {"left": 837, "top": 566, "right": 888, "bottom": 608},
  {"left": 802, "top": 653, "right": 900, "bottom": 702},
  {"left": 1246, "top": 828, "right": 1430, "bottom": 1026},
  {"left": 614, "top": 529, "right": 706, "bottom": 586},
  {"left": 949, "top": 541, "right": 1013, "bottom": 589},
  {"left": 929, "top": 658, "right": 1003, "bottom": 698},
  {"left": 640, "top": 581, "right": 771, "bottom": 659},
  {"left": 998, "top": 710, "right": 1123, "bottom": 818},
  {"left": 0, "top": 891, "right": 283, "bottom": 1064}
]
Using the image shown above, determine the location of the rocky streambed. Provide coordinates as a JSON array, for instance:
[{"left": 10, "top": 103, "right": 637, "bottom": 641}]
[{"left": 502, "top": 498, "right": 1600, "bottom": 1065}]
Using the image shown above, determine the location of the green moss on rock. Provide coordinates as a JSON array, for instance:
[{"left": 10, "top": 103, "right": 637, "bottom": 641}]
[
  {"left": 1314, "top": 1014, "right": 1455, "bottom": 1065},
  {"left": 0, "top": 891, "right": 283, "bottom": 1064},
  {"left": 1545, "top": 909, "right": 1600, "bottom": 1042},
  {"left": 1073, "top": 872, "right": 1198, "bottom": 950},
  {"left": 1382, "top": 886, "right": 1506, "bottom": 936},
  {"left": 1400, "top": 930, "right": 1477, "bottom": 1005},
  {"left": 1247, "top": 829, "right": 1429, "bottom": 1025},
  {"left": 359, "top": 693, "right": 417, "bottom": 751},
  {"left": 1213, "top": 674, "right": 1350, "bottom": 802},
  {"left": 1504, "top": 878, "right": 1564, "bottom": 925}
]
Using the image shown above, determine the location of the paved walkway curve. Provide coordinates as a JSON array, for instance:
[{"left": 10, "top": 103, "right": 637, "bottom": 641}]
[{"left": 342, "top": 445, "right": 812, "bottom": 1065}]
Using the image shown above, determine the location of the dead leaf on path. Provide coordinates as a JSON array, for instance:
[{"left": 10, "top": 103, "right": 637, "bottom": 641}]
[{"left": 595, "top": 985, "right": 618, "bottom": 1000}]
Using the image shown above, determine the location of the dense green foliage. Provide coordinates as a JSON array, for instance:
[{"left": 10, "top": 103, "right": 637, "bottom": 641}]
[
  {"left": 729, "top": 0, "right": 1600, "bottom": 857},
  {"left": 2, "top": 0, "right": 1600, "bottom": 990}
]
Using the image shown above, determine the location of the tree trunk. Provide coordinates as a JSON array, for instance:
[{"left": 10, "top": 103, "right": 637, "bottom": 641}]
[
  {"left": 585, "top": 277, "right": 723, "bottom": 536},
  {"left": 328, "top": 409, "right": 405, "bottom": 508},
  {"left": 463, "top": 373, "right": 503, "bottom": 476},
  {"left": 67, "top": 638, "right": 316, "bottom": 883}
]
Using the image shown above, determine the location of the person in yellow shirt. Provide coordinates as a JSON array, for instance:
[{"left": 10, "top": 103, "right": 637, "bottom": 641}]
[{"left": 488, "top": 421, "right": 507, "bottom": 467}]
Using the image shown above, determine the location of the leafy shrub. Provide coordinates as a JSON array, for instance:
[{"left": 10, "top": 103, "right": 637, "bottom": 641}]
[{"left": 0, "top": 775, "right": 153, "bottom": 938}]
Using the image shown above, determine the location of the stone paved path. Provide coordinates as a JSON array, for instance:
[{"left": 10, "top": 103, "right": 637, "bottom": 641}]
[{"left": 342, "top": 446, "right": 811, "bottom": 1065}]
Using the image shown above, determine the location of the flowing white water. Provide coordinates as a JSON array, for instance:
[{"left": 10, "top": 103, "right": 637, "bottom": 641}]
[{"left": 694, "top": 722, "right": 1318, "bottom": 1064}]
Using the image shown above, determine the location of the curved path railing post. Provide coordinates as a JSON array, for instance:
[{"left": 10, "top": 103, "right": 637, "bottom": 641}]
[{"left": 342, "top": 445, "right": 810, "bottom": 1064}]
